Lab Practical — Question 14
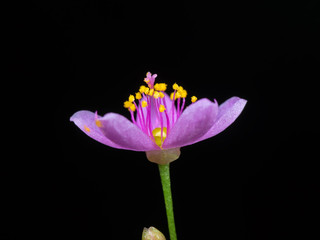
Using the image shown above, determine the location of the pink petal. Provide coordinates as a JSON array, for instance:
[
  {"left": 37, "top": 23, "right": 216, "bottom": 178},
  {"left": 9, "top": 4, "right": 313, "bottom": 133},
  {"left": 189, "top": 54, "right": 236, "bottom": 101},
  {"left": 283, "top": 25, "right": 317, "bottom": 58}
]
[
  {"left": 70, "top": 110, "right": 123, "bottom": 149},
  {"left": 162, "top": 98, "right": 219, "bottom": 149},
  {"left": 197, "top": 97, "right": 247, "bottom": 141},
  {"left": 98, "top": 112, "right": 159, "bottom": 151}
]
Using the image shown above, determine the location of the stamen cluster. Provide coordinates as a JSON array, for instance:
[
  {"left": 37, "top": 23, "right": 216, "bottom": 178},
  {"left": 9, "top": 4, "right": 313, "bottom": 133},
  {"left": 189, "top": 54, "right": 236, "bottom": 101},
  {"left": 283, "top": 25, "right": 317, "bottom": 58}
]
[{"left": 123, "top": 72, "right": 197, "bottom": 147}]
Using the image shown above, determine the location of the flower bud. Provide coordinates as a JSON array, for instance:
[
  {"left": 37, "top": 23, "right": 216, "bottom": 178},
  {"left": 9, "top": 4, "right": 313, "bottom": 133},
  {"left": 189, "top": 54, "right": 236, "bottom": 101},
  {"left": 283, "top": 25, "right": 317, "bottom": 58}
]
[{"left": 142, "top": 226, "right": 166, "bottom": 240}]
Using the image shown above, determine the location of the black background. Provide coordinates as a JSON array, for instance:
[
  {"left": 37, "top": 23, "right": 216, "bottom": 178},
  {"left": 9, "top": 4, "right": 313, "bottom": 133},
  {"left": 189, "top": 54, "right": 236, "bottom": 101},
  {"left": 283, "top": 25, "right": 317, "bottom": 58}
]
[{"left": 5, "top": 0, "right": 319, "bottom": 239}]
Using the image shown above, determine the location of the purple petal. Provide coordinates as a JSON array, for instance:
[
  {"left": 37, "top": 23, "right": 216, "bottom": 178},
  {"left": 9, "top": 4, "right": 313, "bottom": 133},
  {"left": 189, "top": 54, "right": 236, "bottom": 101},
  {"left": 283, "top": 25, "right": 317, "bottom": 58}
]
[
  {"left": 70, "top": 110, "right": 123, "bottom": 149},
  {"left": 197, "top": 97, "right": 247, "bottom": 142},
  {"left": 162, "top": 98, "right": 219, "bottom": 149},
  {"left": 98, "top": 112, "right": 159, "bottom": 151}
]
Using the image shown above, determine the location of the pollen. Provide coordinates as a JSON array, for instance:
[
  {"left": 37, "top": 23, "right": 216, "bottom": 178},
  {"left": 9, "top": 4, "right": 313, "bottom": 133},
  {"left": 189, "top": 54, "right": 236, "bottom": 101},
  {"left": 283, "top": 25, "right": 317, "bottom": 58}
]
[
  {"left": 177, "top": 86, "right": 184, "bottom": 92},
  {"left": 153, "top": 91, "right": 160, "bottom": 99},
  {"left": 141, "top": 100, "right": 148, "bottom": 107},
  {"left": 170, "top": 92, "right": 176, "bottom": 100},
  {"left": 139, "top": 85, "right": 146, "bottom": 93},
  {"left": 148, "top": 88, "right": 154, "bottom": 96},
  {"left": 159, "top": 92, "right": 165, "bottom": 98},
  {"left": 128, "top": 95, "right": 135, "bottom": 102},
  {"left": 129, "top": 103, "right": 136, "bottom": 112},
  {"left": 155, "top": 83, "right": 167, "bottom": 91},
  {"left": 135, "top": 92, "right": 142, "bottom": 100},
  {"left": 191, "top": 96, "right": 198, "bottom": 103},
  {"left": 159, "top": 104, "right": 166, "bottom": 112},
  {"left": 84, "top": 125, "right": 90, "bottom": 132},
  {"left": 144, "top": 87, "right": 150, "bottom": 95},
  {"left": 124, "top": 101, "right": 132, "bottom": 108},
  {"left": 160, "top": 83, "right": 167, "bottom": 91},
  {"left": 172, "top": 83, "right": 179, "bottom": 90},
  {"left": 181, "top": 89, "right": 187, "bottom": 98},
  {"left": 95, "top": 119, "right": 102, "bottom": 127}
]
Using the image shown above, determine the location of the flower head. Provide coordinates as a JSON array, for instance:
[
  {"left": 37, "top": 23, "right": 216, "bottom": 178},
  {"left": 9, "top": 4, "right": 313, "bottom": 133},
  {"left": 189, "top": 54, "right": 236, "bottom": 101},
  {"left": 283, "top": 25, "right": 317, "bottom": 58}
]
[{"left": 70, "top": 72, "right": 247, "bottom": 164}]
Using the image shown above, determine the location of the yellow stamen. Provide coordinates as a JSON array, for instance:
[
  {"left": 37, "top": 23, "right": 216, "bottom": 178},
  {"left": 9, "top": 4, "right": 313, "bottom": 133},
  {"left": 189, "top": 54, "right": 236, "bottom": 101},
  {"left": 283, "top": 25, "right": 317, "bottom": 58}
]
[
  {"left": 172, "top": 83, "right": 179, "bottom": 90},
  {"left": 159, "top": 104, "right": 166, "bottom": 112},
  {"left": 176, "top": 91, "right": 181, "bottom": 99},
  {"left": 170, "top": 92, "right": 175, "bottom": 100},
  {"left": 159, "top": 92, "right": 165, "bottom": 98},
  {"left": 135, "top": 92, "right": 142, "bottom": 100},
  {"left": 191, "top": 96, "right": 198, "bottom": 103},
  {"left": 148, "top": 88, "right": 154, "bottom": 96},
  {"left": 95, "top": 119, "right": 102, "bottom": 127},
  {"left": 160, "top": 83, "right": 167, "bottom": 91},
  {"left": 154, "top": 83, "right": 167, "bottom": 91},
  {"left": 129, "top": 104, "right": 136, "bottom": 112},
  {"left": 128, "top": 95, "right": 135, "bottom": 102},
  {"left": 152, "top": 127, "right": 167, "bottom": 147},
  {"left": 177, "top": 86, "right": 184, "bottom": 92},
  {"left": 124, "top": 101, "right": 132, "bottom": 108},
  {"left": 181, "top": 89, "right": 187, "bottom": 98},
  {"left": 84, "top": 125, "right": 90, "bottom": 132},
  {"left": 141, "top": 100, "right": 148, "bottom": 108},
  {"left": 153, "top": 91, "right": 160, "bottom": 99},
  {"left": 139, "top": 85, "right": 146, "bottom": 93},
  {"left": 144, "top": 87, "right": 150, "bottom": 95}
]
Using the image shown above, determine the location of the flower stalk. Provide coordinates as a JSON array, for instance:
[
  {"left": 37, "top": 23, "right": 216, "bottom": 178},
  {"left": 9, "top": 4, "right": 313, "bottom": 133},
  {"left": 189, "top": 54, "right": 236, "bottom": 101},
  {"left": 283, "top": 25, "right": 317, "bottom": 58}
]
[{"left": 158, "top": 164, "right": 177, "bottom": 240}]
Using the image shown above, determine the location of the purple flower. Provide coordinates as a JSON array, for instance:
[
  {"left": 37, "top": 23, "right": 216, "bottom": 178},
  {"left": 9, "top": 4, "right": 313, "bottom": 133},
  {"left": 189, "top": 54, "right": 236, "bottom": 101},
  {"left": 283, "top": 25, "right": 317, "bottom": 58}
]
[{"left": 70, "top": 73, "right": 247, "bottom": 164}]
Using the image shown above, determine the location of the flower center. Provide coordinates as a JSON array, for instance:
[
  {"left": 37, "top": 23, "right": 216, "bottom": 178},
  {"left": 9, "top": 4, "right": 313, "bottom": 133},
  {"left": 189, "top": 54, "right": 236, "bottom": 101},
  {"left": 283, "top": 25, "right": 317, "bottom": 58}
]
[
  {"left": 123, "top": 72, "right": 198, "bottom": 149},
  {"left": 152, "top": 127, "right": 167, "bottom": 148}
]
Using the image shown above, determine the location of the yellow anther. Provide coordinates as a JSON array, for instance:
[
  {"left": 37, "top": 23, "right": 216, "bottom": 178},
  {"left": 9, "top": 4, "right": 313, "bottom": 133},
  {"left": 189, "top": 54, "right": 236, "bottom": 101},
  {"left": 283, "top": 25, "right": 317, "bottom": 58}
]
[
  {"left": 176, "top": 91, "right": 181, "bottom": 99},
  {"left": 139, "top": 85, "right": 146, "bottom": 93},
  {"left": 170, "top": 92, "right": 175, "bottom": 100},
  {"left": 148, "top": 88, "right": 154, "bottom": 96},
  {"left": 84, "top": 125, "right": 90, "bottom": 132},
  {"left": 124, "top": 101, "right": 132, "bottom": 108},
  {"left": 181, "top": 89, "right": 187, "bottom": 98},
  {"left": 177, "top": 86, "right": 184, "bottom": 93},
  {"left": 129, "top": 104, "right": 136, "bottom": 112},
  {"left": 191, "top": 96, "right": 198, "bottom": 103},
  {"left": 172, "top": 83, "right": 179, "bottom": 90},
  {"left": 95, "top": 119, "right": 102, "bottom": 127},
  {"left": 159, "top": 104, "right": 166, "bottom": 112},
  {"left": 154, "top": 83, "right": 167, "bottom": 91},
  {"left": 144, "top": 87, "right": 150, "bottom": 95},
  {"left": 160, "top": 83, "right": 167, "bottom": 91},
  {"left": 153, "top": 91, "right": 160, "bottom": 99},
  {"left": 135, "top": 92, "right": 142, "bottom": 100},
  {"left": 152, "top": 127, "right": 167, "bottom": 147},
  {"left": 141, "top": 100, "right": 148, "bottom": 108},
  {"left": 128, "top": 95, "right": 135, "bottom": 102},
  {"left": 159, "top": 91, "right": 165, "bottom": 98}
]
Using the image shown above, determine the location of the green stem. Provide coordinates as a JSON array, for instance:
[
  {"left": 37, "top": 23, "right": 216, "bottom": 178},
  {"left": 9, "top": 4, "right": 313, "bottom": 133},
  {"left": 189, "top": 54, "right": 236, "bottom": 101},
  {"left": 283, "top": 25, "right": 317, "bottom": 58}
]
[{"left": 158, "top": 164, "right": 177, "bottom": 240}]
